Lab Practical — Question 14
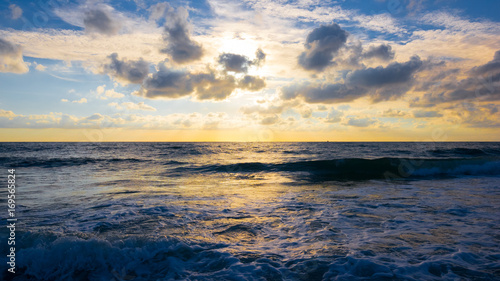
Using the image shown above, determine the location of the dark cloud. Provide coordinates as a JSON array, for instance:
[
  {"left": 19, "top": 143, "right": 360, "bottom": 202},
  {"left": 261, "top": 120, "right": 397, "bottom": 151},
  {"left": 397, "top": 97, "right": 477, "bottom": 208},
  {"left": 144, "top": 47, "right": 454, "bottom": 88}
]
[
  {"left": 135, "top": 64, "right": 193, "bottom": 99},
  {"left": 282, "top": 83, "right": 367, "bottom": 104},
  {"left": 102, "top": 53, "right": 149, "bottom": 84},
  {"left": 415, "top": 68, "right": 460, "bottom": 91},
  {"left": 413, "top": 110, "right": 443, "bottom": 118},
  {"left": 218, "top": 49, "right": 267, "bottom": 73},
  {"left": 134, "top": 64, "right": 262, "bottom": 101},
  {"left": 254, "top": 48, "right": 266, "bottom": 66},
  {"left": 471, "top": 50, "right": 500, "bottom": 76},
  {"left": 347, "top": 56, "right": 423, "bottom": 87},
  {"left": 0, "top": 38, "right": 17, "bottom": 56},
  {"left": 411, "top": 51, "right": 500, "bottom": 106},
  {"left": 0, "top": 38, "right": 28, "bottom": 73},
  {"left": 298, "top": 23, "right": 348, "bottom": 72},
  {"left": 218, "top": 53, "right": 251, "bottom": 73},
  {"left": 284, "top": 56, "right": 425, "bottom": 104},
  {"left": 362, "top": 44, "right": 395, "bottom": 61},
  {"left": 83, "top": 8, "right": 121, "bottom": 36},
  {"left": 238, "top": 75, "right": 266, "bottom": 91},
  {"left": 160, "top": 5, "right": 203, "bottom": 64}
]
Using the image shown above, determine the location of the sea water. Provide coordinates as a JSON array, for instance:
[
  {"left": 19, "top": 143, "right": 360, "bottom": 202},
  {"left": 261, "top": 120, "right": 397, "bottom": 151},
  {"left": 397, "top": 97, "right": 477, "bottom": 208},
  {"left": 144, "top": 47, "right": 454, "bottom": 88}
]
[{"left": 0, "top": 142, "right": 499, "bottom": 280}]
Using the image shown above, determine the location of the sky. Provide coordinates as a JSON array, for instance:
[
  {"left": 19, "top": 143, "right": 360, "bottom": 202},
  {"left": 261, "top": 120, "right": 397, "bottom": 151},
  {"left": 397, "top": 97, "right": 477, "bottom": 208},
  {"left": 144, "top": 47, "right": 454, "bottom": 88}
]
[{"left": 0, "top": 0, "right": 499, "bottom": 141}]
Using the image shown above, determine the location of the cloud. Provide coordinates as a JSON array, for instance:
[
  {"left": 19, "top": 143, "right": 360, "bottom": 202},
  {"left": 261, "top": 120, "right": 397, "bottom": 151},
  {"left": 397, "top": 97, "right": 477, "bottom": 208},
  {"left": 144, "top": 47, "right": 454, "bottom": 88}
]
[
  {"left": 160, "top": 4, "right": 203, "bottom": 64},
  {"left": 284, "top": 56, "right": 426, "bottom": 104},
  {"left": 104, "top": 89, "right": 124, "bottom": 99},
  {"left": 346, "top": 56, "right": 423, "bottom": 87},
  {"left": 101, "top": 89, "right": 125, "bottom": 100},
  {"left": 0, "top": 108, "right": 244, "bottom": 130},
  {"left": 110, "top": 102, "right": 156, "bottom": 111},
  {"left": 437, "top": 103, "right": 500, "bottom": 128},
  {"left": 240, "top": 104, "right": 284, "bottom": 115},
  {"left": 238, "top": 75, "right": 266, "bottom": 91},
  {"left": 420, "top": 11, "right": 498, "bottom": 33},
  {"left": 134, "top": 61, "right": 265, "bottom": 101},
  {"left": 101, "top": 53, "right": 149, "bottom": 84},
  {"left": 72, "top": 98, "right": 87, "bottom": 104},
  {"left": 0, "top": 111, "right": 76, "bottom": 128},
  {"left": 134, "top": 65, "right": 193, "bottom": 99},
  {"left": 0, "top": 109, "right": 16, "bottom": 118},
  {"left": 9, "top": 4, "right": 23, "bottom": 20},
  {"left": 192, "top": 73, "right": 237, "bottom": 100},
  {"left": 282, "top": 82, "right": 367, "bottom": 104},
  {"left": 254, "top": 48, "right": 266, "bottom": 66},
  {"left": 149, "top": 2, "right": 169, "bottom": 21},
  {"left": 298, "top": 23, "right": 348, "bottom": 72},
  {"left": 35, "top": 63, "right": 46, "bottom": 71},
  {"left": 324, "top": 107, "right": 343, "bottom": 123},
  {"left": 413, "top": 110, "right": 443, "bottom": 118},
  {"left": 218, "top": 49, "right": 266, "bottom": 73},
  {"left": 61, "top": 98, "right": 87, "bottom": 103},
  {"left": 239, "top": 0, "right": 404, "bottom": 34},
  {"left": 86, "top": 113, "right": 103, "bottom": 121},
  {"left": 83, "top": 8, "right": 121, "bottom": 36},
  {"left": 411, "top": 51, "right": 500, "bottom": 106},
  {"left": 0, "top": 38, "right": 29, "bottom": 74},
  {"left": 96, "top": 85, "right": 125, "bottom": 99},
  {"left": 218, "top": 53, "right": 252, "bottom": 73},
  {"left": 346, "top": 55, "right": 424, "bottom": 101},
  {"left": 471, "top": 50, "right": 500, "bottom": 76},
  {"left": 382, "top": 109, "right": 409, "bottom": 118},
  {"left": 407, "top": 0, "right": 427, "bottom": 15},
  {"left": 362, "top": 44, "right": 395, "bottom": 61},
  {"left": 345, "top": 117, "right": 377, "bottom": 127},
  {"left": 260, "top": 115, "right": 280, "bottom": 125}
]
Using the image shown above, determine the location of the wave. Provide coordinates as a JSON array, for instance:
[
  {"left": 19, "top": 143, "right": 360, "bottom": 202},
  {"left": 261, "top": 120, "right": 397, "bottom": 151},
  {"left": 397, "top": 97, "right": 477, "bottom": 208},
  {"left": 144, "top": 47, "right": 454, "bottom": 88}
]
[
  {"left": 0, "top": 157, "right": 150, "bottom": 168},
  {"left": 429, "top": 148, "right": 500, "bottom": 157},
  {"left": 174, "top": 157, "right": 500, "bottom": 180},
  {"left": 2, "top": 231, "right": 498, "bottom": 281}
]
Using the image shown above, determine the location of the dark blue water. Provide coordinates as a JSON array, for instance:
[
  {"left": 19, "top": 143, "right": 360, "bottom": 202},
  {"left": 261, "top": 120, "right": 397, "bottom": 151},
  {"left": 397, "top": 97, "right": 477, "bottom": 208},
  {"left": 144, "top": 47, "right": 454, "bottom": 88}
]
[{"left": 1, "top": 142, "right": 499, "bottom": 280}]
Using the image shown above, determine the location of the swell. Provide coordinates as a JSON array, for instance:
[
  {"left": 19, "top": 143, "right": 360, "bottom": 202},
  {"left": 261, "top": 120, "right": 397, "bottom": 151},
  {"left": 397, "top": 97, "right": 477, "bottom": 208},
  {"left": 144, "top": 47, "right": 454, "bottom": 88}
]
[{"left": 173, "top": 157, "right": 500, "bottom": 180}]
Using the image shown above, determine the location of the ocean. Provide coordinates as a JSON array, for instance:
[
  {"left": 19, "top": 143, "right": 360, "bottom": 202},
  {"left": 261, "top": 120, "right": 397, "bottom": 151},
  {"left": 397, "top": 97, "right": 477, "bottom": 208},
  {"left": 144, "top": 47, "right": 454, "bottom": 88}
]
[{"left": 1, "top": 142, "right": 500, "bottom": 280}]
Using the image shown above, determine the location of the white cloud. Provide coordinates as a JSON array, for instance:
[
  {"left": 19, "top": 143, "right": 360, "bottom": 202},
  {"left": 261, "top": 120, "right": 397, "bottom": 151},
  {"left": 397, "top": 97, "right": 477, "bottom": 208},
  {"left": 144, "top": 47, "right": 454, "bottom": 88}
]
[
  {"left": 0, "top": 109, "right": 16, "bottom": 118},
  {"left": 104, "top": 89, "right": 125, "bottom": 99},
  {"left": 109, "top": 101, "right": 156, "bottom": 111},
  {"left": 35, "top": 63, "right": 46, "bottom": 71},
  {"left": 72, "top": 98, "right": 87, "bottom": 103},
  {"left": 96, "top": 85, "right": 105, "bottom": 94},
  {"left": 0, "top": 109, "right": 243, "bottom": 130},
  {"left": 420, "top": 12, "right": 499, "bottom": 33},
  {"left": 61, "top": 99, "right": 69, "bottom": 102},
  {"left": 96, "top": 85, "right": 125, "bottom": 99},
  {"left": 0, "top": 29, "right": 165, "bottom": 65}
]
